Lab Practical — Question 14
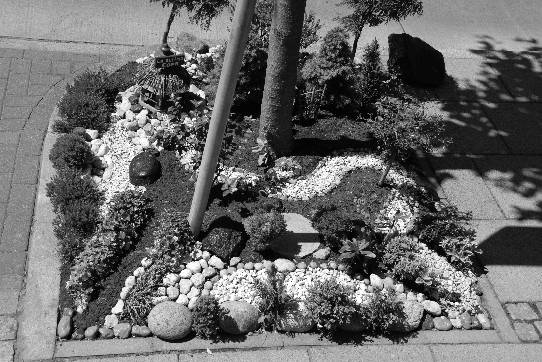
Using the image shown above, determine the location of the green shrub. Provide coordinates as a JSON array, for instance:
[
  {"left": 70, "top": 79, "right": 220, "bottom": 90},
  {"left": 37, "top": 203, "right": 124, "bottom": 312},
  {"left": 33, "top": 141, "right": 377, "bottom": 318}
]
[
  {"left": 242, "top": 211, "right": 286, "bottom": 252},
  {"left": 66, "top": 68, "right": 130, "bottom": 105},
  {"left": 312, "top": 207, "right": 365, "bottom": 250},
  {"left": 382, "top": 236, "right": 428, "bottom": 283},
  {"left": 418, "top": 204, "right": 480, "bottom": 269},
  {"left": 356, "top": 40, "right": 390, "bottom": 112},
  {"left": 55, "top": 91, "right": 111, "bottom": 134},
  {"left": 46, "top": 168, "right": 104, "bottom": 215},
  {"left": 53, "top": 215, "right": 87, "bottom": 266},
  {"left": 49, "top": 134, "right": 93, "bottom": 171},
  {"left": 306, "top": 279, "right": 358, "bottom": 336},
  {"left": 356, "top": 290, "right": 403, "bottom": 334},
  {"left": 192, "top": 295, "right": 221, "bottom": 339},
  {"left": 105, "top": 62, "right": 142, "bottom": 99}
]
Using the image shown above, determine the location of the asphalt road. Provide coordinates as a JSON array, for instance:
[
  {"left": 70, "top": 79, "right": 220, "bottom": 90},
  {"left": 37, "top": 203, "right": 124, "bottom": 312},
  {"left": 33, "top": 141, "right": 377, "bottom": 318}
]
[{"left": 1, "top": 0, "right": 541, "bottom": 55}]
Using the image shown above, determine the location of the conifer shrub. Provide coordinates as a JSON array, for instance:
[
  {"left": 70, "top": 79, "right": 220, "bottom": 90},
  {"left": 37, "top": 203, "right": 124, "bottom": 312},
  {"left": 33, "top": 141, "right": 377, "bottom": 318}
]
[{"left": 49, "top": 134, "right": 94, "bottom": 171}]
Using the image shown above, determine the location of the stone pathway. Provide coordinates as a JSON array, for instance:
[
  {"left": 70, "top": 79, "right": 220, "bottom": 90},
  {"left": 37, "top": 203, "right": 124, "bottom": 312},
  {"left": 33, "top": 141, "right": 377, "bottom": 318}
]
[{"left": 0, "top": 47, "right": 100, "bottom": 362}]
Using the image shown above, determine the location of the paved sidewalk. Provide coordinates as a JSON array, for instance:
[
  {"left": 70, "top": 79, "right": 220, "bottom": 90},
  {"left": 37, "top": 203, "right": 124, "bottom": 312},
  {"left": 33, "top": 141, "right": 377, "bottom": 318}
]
[{"left": 0, "top": 47, "right": 103, "bottom": 362}]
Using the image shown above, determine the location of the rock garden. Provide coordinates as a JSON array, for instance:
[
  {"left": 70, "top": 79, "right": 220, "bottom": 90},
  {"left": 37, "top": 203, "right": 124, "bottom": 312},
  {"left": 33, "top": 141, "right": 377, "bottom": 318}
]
[{"left": 49, "top": 2, "right": 491, "bottom": 345}]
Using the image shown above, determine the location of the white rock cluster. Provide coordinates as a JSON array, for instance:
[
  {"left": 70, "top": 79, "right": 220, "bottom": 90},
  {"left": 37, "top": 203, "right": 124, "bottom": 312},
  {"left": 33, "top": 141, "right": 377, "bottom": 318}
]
[{"left": 211, "top": 268, "right": 271, "bottom": 308}]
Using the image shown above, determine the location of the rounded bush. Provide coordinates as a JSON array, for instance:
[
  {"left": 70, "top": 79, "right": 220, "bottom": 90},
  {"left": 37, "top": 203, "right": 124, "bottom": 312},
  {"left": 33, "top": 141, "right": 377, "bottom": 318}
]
[
  {"left": 192, "top": 295, "right": 220, "bottom": 339},
  {"left": 55, "top": 91, "right": 111, "bottom": 134},
  {"left": 49, "top": 134, "right": 93, "bottom": 170},
  {"left": 148, "top": 301, "right": 192, "bottom": 340}
]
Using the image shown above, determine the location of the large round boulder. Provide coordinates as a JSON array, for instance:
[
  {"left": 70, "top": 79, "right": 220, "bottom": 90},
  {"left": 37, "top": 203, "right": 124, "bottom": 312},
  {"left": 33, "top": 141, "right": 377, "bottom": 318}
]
[
  {"left": 147, "top": 301, "right": 192, "bottom": 340},
  {"left": 129, "top": 152, "right": 161, "bottom": 186},
  {"left": 219, "top": 301, "right": 260, "bottom": 335},
  {"left": 390, "top": 300, "right": 424, "bottom": 332},
  {"left": 276, "top": 301, "right": 315, "bottom": 333}
]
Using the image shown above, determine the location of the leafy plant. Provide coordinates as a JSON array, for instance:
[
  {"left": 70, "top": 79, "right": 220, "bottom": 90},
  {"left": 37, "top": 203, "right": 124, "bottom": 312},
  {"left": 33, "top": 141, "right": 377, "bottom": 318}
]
[
  {"left": 254, "top": 271, "right": 293, "bottom": 331},
  {"left": 55, "top": 91, "right": 111, "bottom": 134},
  {"left": 338, "top": 237, "right": 376, "bottom": 274},
  {"left": 382, "top": 235, "right": 428, "bottom": 283},
  {"left": 151, "top": 0, "right": 231, "bottom": 30},
  {"left": 49, "top": 134, "right": 94, "bottom": 171},
  {"left": 357, "top": 290, "right": 403, "bottom": 333},
  {"left": 192, "top": 295, "right": 221, "bottom": 339},
  {"left": 301, "top": 11, "right": 322, "bottom": 49},
  {"left": 312, "top": 206, "right": 365, "bottom": 250},
  {"left": 242, "top": 211, "right": 286, "bottom": 252}
]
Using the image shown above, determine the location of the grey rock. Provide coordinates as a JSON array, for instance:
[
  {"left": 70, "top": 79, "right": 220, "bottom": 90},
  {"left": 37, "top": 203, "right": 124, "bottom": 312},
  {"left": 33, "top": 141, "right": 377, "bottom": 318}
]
[
  {"left": 178, "top": 279, "right": 193, "bottom": 295},
  {"left": 57, "top": 315, "right": 72, "bottom": 339},
  {"left": 202, "top": 267, "right": 217, "bottom": 278},
  {"left": 113, "top": 323, "right": 132, "bottom": 339},
  {"left": 84, "top": 326, "right": 99, "bottom": 340},
  {"left": 208, "top": 255, "right": 225, "bottom": 269},
  {"left": 229, "top": 257, "right": 241, "bottom": 267},
  {"left": 369, "top": 274, "right": 384, "bottom": 290},
  {"left": 132, "top": 325, "right": 152, "bottom": 337},
  {"left": 390, "top": 301, "right": 424, "bottom": 332},
  {"left": 99, "top": 327, "right": 115, "bottom": 339},
  {"left": 148, "top": 301, "right": 192, "bottom": 340},
  {"left": 421, "top": 314, "right": 434, "bottom": 330},
  {"left": 477, "top": 314, "right": 492, "bottom": 330},
  {"left": 422, "top": 300, "right": 442, "bottom": 316},
  {"left": 219, "top": 301, "right": 260, "bottom": 335},
  {"left": 433, "top": 316, "right": 453, "bottom": 331},
  {"left": 274, "top": 258, "right": 296, "bottom": 273},
  {"left": 459, "top": 312, "right": 473, "bottom": 330}
]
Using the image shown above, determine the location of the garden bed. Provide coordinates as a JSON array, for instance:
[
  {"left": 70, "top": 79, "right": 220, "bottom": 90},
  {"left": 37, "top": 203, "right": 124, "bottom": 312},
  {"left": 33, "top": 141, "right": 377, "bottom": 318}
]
[{"left": 48, "top": 33, "right": 492, "bottom": 345}]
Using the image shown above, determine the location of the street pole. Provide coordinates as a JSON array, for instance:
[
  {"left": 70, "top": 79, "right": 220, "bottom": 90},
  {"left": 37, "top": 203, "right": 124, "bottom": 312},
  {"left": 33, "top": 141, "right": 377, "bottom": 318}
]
[{"left": 188, "top": 0, "right": 256, "bottom": 236}]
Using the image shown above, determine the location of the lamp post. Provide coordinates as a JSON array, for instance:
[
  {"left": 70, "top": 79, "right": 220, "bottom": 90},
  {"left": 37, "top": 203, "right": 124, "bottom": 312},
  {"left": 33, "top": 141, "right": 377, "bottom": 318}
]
[{"left": 188, "top": 0, "right": 256, "bottom": 235}]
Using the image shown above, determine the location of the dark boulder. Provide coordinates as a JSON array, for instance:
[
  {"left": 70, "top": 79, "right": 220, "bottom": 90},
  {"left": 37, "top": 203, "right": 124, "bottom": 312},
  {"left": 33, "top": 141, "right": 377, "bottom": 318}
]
[
  {"left": 388, "top": 33, "right": 446, "bottom": 87},
  {"left": 129, "top": 152, "right": 162, "bottom": 186},
  {"left": 202, "top": 216, "right": 246, "bottom": 260}
]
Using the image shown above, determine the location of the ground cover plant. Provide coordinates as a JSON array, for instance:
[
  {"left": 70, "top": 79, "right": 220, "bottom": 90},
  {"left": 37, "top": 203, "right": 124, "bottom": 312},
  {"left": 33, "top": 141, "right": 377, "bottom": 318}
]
[{"left": 50, "top": 23, "right": 488, "bottom": 343}]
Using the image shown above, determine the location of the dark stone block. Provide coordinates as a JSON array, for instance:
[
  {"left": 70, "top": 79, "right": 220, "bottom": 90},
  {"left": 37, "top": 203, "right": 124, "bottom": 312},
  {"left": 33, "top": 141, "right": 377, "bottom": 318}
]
[
  {"left": 388, "top": 33, "right": 446, "bottom": 87},
  {"left": 129, "top": 152, "right": 162, "bottom": 186}
]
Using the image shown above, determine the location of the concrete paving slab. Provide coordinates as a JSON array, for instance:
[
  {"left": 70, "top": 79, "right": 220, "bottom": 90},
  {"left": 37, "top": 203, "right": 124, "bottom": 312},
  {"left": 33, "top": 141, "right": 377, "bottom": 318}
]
[
  {"left": 74, "top": 354, "right": 178, "bottom": 362},
  {"left": 490, "top": 53, "right": 542, "bottom": 103},
  {"left": 0, "top": 341, "right": 14, "bottom": 362},
  {"left": 482, "top": 103, "right": 542, "bottom": 154},
  {"left": 475, "top": 220, "right": 542, "bottom": 302},
  {"left": 474, "top": 156, "right": 542, "bottom": 219},
  {"left": 308, "top": 345, "right": 433, "bottom": 362},
  {"left": 423, "top": 101, "right": 509, "bottom": 155},
  {"left": 431, "top": 344, "right": 542, "bottom": 362},
  {"left": 428, "top": 156, "right": 505, "bottom": 219},
  {"left": 183, "top": 349, "right": 310, "bottom": 362}
]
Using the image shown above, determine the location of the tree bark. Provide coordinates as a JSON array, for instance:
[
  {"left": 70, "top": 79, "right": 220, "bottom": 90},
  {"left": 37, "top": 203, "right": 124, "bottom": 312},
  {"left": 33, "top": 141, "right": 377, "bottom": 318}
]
[
  {"left": 259, "top": 0, "right": 307, "bottom": 157},
  {"left": 351, "top": 31, "right": 361, "bottom": 61}
]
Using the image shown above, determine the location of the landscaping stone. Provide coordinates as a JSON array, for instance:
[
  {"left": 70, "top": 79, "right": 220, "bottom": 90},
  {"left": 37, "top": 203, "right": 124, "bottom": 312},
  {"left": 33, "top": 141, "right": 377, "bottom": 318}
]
[
  {"left": 422, "top": 300, "right": 442, "bottom": 316},
  {"left": 129, "top": 152, "right": 161, "bottom": 185},
  {"left": 190, "top": 273, "right": 205, "bottom": 287},
  {"left": 312, "top": 247, "right": 330, "bottom": 260},
  {"left": 450, "top": 318, "right": 462, "bottom": 329},
  {"left": 187, "top": 287, "right": 201, "bottom": 299},
  {"left": 186, "top": 261, "right": 202, "bottom": 274},
  {"left": 276, "top": 301, "right": 315, "bottom": 333},
  {"left": 391, "top": 301, "right": 424, "bottom": 332},
  {"left": 71, "top": 329, "right": 85, "bottom": 340},
  {"left": 433, "top": 316, "right": 453, "bottom": 331},
  {"left": 208, "top": 255, "right": 225, "bottom": 269},
  {"left": 477, "top": 314, "right": 492, "bottom": 330},
  {"left": 167, "top": 286, "right": 180, "bottom": 300},
  {"left": 179, "top": 269, "right": 192, "bottom": 279},
  {"left": 244, "top": 262, "right": 254, "bottom": 270},
  {"left": 204, "top": 281, "right": 213, "bottom": 290},
  {"left": 395, "top": 284, "right": 404, "bottom": 293},
  {"left": 132, "top": 325, "right": 152, "bottom": 337},
  {"left": 369, "top": 274, "right": 384, "bottom": 290},
  {"left": 229, "top": 257, "right": 241, "bottom": 267},
  {"left": 188, "top": 297, "right": 199, "bottom": 309},
  {"left": 513, "top": 322, "right": 540, "bottom": 342},
  {"left": 274, "top": 258, "right": 296, "bottom": 273},
  {"left": 254, "top": 262, "right": 264, "bottom": 270},
  {"left": 125, "top": 276, "right": 136, "bottom": 287},
  {"left": 57, "top": 315, "right": 72, "bottom": 339},
  {"left": 111, "top": 299, "right": 124, "bottom": 314},
  {"left": 84, "top": 326, "right": 99, "bottom": 340},
  {"left": 421, "top": 315, "right": 434, "bottom": 330},
  {"left": 104, "top": 314, "right": 119, "bottom": 329},
  {"left": 297, "top": 262, "right": 307, "bottom": 269},
  {"left": 202, "top": 267, "right": 216, "bottom": 278},
  {"left": 99, "top": 327, "right": 114, "bottom": 339},
  {"left": 270, "top": 213, "right": 320, "bottom": 258},
  {"left": 505, "top": 303, "right": 538, "bottom": 320},
  {"left": 148, "top": 301, "right": 192, "bottom": 340},
  {"left": 459, "top": 312, "right": 473, "bottom": 330},
  {"left": 309, "top": 261, "right": 318, "bottom": 269},
  {"left": 199, "top": 259, "right": 208, "bottom": 269},
  {"left": 113, "top": 323, "right": 132, "bottom": 339},
  {"left": 176, "top": 294, "right": 189, "bottom": 305},
  {"left": 383, "top": 277, "right": 394, "bottom": 290},
  {"left": 219, "top": 301, "right": 260, "bottom": 335}
]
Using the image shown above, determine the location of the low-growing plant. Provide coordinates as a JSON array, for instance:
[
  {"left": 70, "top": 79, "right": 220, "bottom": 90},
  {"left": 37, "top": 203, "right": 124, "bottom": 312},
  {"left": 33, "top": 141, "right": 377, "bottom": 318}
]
[
  {"left": 357, "top": 290, "right": 404, "bottom": 334},
  {"left": 254, "top": 271, "right": 292, "bottom": 331},
  {"left": 306, "top": 279, "right": 359, "bottom": 337},
  {"left": 382, "top": 235, "right": 428, "bottom": 283},
  {"left": 49, "top": 134, "right": 94, "bottom": 171},
  {"left": 46, "top": 168, "right": 104, "bottom": 215},
  {"left": 53, "top": 216, "right": 87, "bottom": 266},
  {"left": 312, "top": 206, "right": 365, "bottom": 250},
  {"left": 55, "top": 91, "right": 111, "bottom": 134},
  {"left": 242, "top": 211, "right": 286, "bottom": 252},
  {"left": 338, "top": 236, "right": 376, "bottom": 274},
  {"left": 192, "top": 295, "right": 221, "bottom": 339},
  {"left": 418, "top": 204, "right": 480, "bottom": 270}
]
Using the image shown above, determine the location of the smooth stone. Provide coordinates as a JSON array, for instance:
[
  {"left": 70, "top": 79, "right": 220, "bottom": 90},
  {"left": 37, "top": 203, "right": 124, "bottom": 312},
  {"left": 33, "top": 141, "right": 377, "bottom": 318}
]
[
  {"left": 204, "top": 281, "right": 213, "bottom": 290},
  {"left": 186, "top": 261, "right": 202, "bottom": 274},
  {"left": 202, "top": 267, "right": 217, "bottom": 278},
  {"left": 141, "top": 257, "right": 152, "bottom": 268},
  {"left": 337, "top": 263, "right": 346, "bottom": 271},
  {"left": 132, "top": 325, "right": 152, "bottom": 337},
  {"left": 328, "top": 261, "right": 338, "bottom": 270},
  {"left": 167, "top": 286, "right": 180, "bottom": 300},
  {"left": 254, "top": 263, "right": 264, "bottom": 270},
  {"left": 113, "top": 323, "right": 132, "bottom": 339},
  {"left": 395, "top": 283, "right": 405, "bottom": 293},
  {"left": 179, "top": 269, "right": 192, "bottom": 279},
  {"left": 320, "top": 263, "right": 328, "bottom": 269},
  {"left": 208, "top": 255, "right": 225, "bottom": 269},
  {"left": 244, "top": 262, "right": 254, "bottom": 270},
  {"left": 450, "top": 318, "right": 462, "bottom": 329},
  {"left": 276, "top": 301, "right": 315, "bottom": 333},
  {"left": 312, "top": 247, "right": 330, "bottom": 260},
  {"left": 210, "top": 276, "right": 219, "bottom": 284},
  {"left": 176, "top": 294, "right": 189, "bottom": 305},
  {"left": 421, "top": 315, "right": 434, "bottom": 330},
  {"left": 188, "top": 297, "right": 199, "bottom": 310},
  {"left": 220, "top": 269, "right": 229, "bottom": 277},
  {"left": 416, "top": 293, "right": 426, "bottom": 302},
  {"left": 236, "top": 263, "right": 244, "bottom": 270},
  {"left": 199, "top": 259, "right": 209, "bottom": 269},
  {"left": 84, "top": 326, "right": 99, "bottom": 340},
  {"left": 147, "top": 301, "right": 192, "bottom": 340},
  {"left": 383, "top": 277, "right": 394, "bottom": 290},
  {"left": 57, "top": 315, "right": 72, "bottom": 338},
  {"left": 63, "top": 307, "right": 74, "bottom": 317},
  {"left": 201, "top": 289, "right": 210, "bottom": 297},
  {"left": 369, "top": 274, "right": 384, "bottom": 290},
  {"left": 262, "top": 260, "right": 274, "bottom": 271},
  {"left": 297, "top": 262, "right": 307, "bottom": 269},
  {"left": 422, "top": 300, "right": 442, "bottom": 316},
  {"left": 363, "top": 279, "right": 370, "bottom": 285},
  {"left": 99, "top": 327, "right": 115, "bottom": 339},
  {"left": 71, "top": 329, "right": 85, "bottom": 340},
  {"left": 227, "top": 267, "right": 237, "bottom": 274},
  {"left": 125, "top": 275, "right": 136, "bottom": 287},
  {"left": 460, "top": 312, "right": 473, "bottom": 330},
  {"left": 229, "top": 257, "right": 241, "bottom": 267},
  {"left": 190, "top": 273, "right": 205, "bottom": 287},
  {"left": 96, "top": 144, "right": 109, "bottom": 157},
  {"left": 129, "top": 152, "right": 162, "bottom": 186},
  {"left": 86, "top": 129, "right": 99, "bottom": 140},
  {"left": 219, "top": 301, "right": 260, "bottom": 335},
  {"left": 270, "top": 213, "right": 321, "bottom": 258},
  {"left": 477, "top": 314, "right": 492, "bottom": 330},
  {"left": 104, "top": 314, "right": 119, "bottom": 328},
  {"left": 111, "top": 299, "right": 124, "bottom": 314},
  {"left": 187, "top": 286, "right": 201, "bottom": 299},
  {"left": 391, "top": 301, "right": 424, "bottom": 332},
  {"left": 406, "top": 291, "right": 417, "bottom": 301},
  {"left": 133, "top": 266, "right": 145, "bottom": 277},
  {"left": 178, "top": 279, "right": 193, "bottom": 295},
  {"left": 470, "top": 315, "right": 483, "bottom": 330},
  {"left": 434, "top": 316, "right": 453, "bottom": 331},
  {"left": 274, "top": 259, "right": 296, "bottom": 273}
]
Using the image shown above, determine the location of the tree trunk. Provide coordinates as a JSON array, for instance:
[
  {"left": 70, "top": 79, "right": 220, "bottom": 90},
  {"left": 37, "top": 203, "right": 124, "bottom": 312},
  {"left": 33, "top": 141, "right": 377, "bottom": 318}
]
[
  {"left": 351, "top": 31, "right": 361, "bottom": 61},
  {"left": 259, "top": 0, "right": 307, "bottom": 157},
  {"left": 378, "top": 163, "right": 391, "bottom": 186}
]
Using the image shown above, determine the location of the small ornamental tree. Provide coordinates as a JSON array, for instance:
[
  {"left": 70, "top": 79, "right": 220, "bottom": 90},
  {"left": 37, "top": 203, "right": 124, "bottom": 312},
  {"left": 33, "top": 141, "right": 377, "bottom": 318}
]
[
  {"left": 150, "top": 0, "right": 231, "bottom": 31},
  {"left": 337, "top": 0, "right": 423, "bottom": 60},
  {"left": 367, "top": 97, "right": 448, "bottom": 185}
]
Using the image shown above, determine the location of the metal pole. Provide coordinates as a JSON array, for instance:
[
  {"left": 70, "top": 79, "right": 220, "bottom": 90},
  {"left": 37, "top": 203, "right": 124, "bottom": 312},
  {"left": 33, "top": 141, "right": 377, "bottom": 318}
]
[{"left": 188, "top": 0, "right": 256, "bottom": 236}]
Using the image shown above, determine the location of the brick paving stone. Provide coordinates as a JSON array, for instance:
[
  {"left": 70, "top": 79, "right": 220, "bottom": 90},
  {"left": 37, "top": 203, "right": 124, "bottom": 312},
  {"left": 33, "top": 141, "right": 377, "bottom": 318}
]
[
  {"left": 6, "top": 184, "right": 36, "bottom": 219},
  {"left": 0, "top": 58, "right": 10, "bottom": 78},
  {"left": 0, "top": 49, "right": 23, "bottom": 59},
  {"left": 2, "top": 107, "right": 32, "bottom": 119},
  {"left": 5, "top": 73, "right": 28, "bottom": 95},
  {"left": 0, "top": 316, "right": 17, "bottom": 341},
  {"left": 29, "top": 73, "right": 61, "bottom": 86},
  {"left": 0, "top": 251, "right": 26, "bottom": 276},
  {"left": 535, "top": 321, "right": 542, "bottom": 335},
  {"left": 52, "top": 60, "right": 72, "bottom": 75},
  {"left": 9, "top": 58, "right": 30, "bottom": 74},
  {"left": 0, "top": 119, "right": 26, "bottom": 132},
  {"left": 0, "top": 144, "right": 17, "bottom": 172},
  {"left": 30, "top": 59, "right": 52, "bottom": 74},
  {"left": 11, "top": 155, "right": 39, "bottom": 184},
  {"left": 0, "top": 341, "right": 14, "bottom": 362},
  {"left": 536, "top": 302, "right": 542, "bottom": 317},
  {"left": 506, "top": 303, "right": 539, "bottom": 320},
  {"left": 0, "top": 175, "right": 10, "bottom": 203},
  {"left": 2, "top": 95, "right": 41, "bottom": 107},
  {"left": 0, "top": 275, "right": 23, "bottom": 292},
  {"left": 513, "top": 322, "right": 540, "bottom": 342},
  {"left": 0, "top": 293, "right": 18, "bottom": 315},
  {"left": 18, "top": 129, "right": 46, "bottom": 155},
  {"left": 0, "top": 131, "right": 20, "bottom": 145},
  {"left": 0, "top": 203, "right": 6, "bottom": 229},
  {"left": 27, "top": 83, "right": 51, "bottom": 96},
  {"left": 0, "top": 217, "right": 32, "bottom": 253}
]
